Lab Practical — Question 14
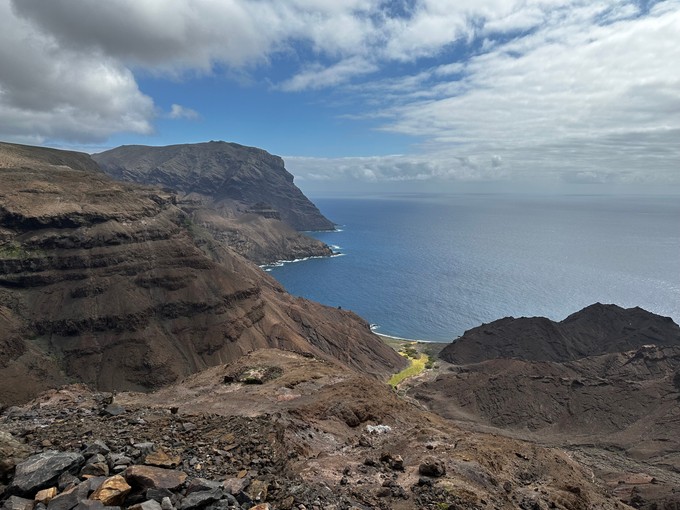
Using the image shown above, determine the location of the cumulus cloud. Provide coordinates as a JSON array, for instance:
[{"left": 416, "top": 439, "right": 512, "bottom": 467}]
[{"left": 0, "top": 0, "right": 153, "bottom": 143}]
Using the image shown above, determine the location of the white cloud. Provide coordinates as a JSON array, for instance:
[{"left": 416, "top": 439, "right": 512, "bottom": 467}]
[
  {"left": 279, "top": 57, "right": 377, "bottom": 91},
  {"left": 1, "top": 0, "right": 679, "bottom": 188},
  {"left": 0, "top": 0, "right": 153, "bottom": 143},
  {"left": 168, "top": 104, "right": 200, "bottom": 120}
]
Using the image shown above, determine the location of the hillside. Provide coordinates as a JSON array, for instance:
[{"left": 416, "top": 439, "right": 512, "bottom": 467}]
[
  {"left": 411, "top": 304, "right": 680, "bottom": 508},
  {"left": 0, "top": 142, "right": 405, "bottom": 405},
  {"left": 439, "top": 303, "right": 680, "bottom": 364}
]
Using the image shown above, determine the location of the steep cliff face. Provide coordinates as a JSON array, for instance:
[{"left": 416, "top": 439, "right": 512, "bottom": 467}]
[
  {"left": 0, "top": 143, "right": 405, "bottom": 405},
  {"left": 93, "top": 141, "right": 334, "bottom": 231}
]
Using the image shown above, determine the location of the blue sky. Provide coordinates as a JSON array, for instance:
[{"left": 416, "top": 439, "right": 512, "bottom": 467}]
[{"left": 1, "top": 0, "right": 679, "bottom": 194}]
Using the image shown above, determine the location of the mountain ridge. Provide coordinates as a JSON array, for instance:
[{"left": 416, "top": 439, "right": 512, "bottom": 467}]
[{"left": 93, "top": 141, "right": 334, "bottom": 231}]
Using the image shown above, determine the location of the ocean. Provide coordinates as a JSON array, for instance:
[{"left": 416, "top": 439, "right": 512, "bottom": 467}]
[{"left": 264, "top": 194, "right": 680, "bottom": 341}]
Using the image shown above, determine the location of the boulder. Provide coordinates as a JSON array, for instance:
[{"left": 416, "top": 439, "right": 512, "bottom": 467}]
[
  {"left": 46, "top": 483, "right": 88, "bottom": 510},
  {"left": 10, "top": 452, "right": 85, "bottom": 496},
  {"left": 418, "top": 458, "right": 446, "bottom": 478}
]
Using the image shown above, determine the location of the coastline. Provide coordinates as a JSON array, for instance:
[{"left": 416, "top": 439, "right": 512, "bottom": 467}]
[{"left": 259, "top": 251, "right": 344, "bottom": 271}]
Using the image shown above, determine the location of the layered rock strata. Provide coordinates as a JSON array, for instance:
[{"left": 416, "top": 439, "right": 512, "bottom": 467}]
[{"left": 0, "top": 144, "right": 405, "bottom": 405}]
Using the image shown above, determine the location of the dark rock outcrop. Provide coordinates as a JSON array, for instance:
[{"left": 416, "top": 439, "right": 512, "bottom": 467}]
[
  {"left": 440, "top": 303, "right": 680, "bottom": 364},
  {"left": 0, "top": 142, "right": 405, "bottom": 405}
]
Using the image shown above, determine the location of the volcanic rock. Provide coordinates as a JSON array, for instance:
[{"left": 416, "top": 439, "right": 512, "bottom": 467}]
[
  {"left": 0, "top": 430, "right": 31, "bottom": 482},
  {"left": 10, "top": 452, "right": 84, "bottom": 496},
  {"left": 142, "top": 452, "right": 179, "bottom": 470},
  {"left": 3, "top": 496, "right": 34, "bottom": 510},
  {"left": 46, "top": 483, "right": 88, "bottom": 510}
]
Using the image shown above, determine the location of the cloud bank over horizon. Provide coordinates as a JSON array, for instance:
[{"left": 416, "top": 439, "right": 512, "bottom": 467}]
[{"left": 1, "top": 0, "right": 679, "bottom": 189}]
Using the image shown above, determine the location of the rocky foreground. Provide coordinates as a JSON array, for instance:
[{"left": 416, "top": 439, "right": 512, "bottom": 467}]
[{"left": 1, "top": 350, "right": 631, "bottom": 510}]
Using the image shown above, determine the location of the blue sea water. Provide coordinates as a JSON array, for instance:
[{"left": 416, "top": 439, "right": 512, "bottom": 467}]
[{"left": 265, "top": 194, "right": 680, "bottom": 341}]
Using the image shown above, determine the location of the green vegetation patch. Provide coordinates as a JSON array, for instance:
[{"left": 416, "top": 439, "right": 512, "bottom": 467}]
[{"left": 389, "top": 353, "right": 428, "bottom": 388}]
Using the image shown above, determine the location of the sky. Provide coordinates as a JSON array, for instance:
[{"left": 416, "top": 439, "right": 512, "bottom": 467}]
[{"left": 1, "top": 0, "right": 679, "bottom": 194}]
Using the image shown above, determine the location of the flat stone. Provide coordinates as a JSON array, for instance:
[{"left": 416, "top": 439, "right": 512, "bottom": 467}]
[
  {"left": 82, "top": 442, "right": 110, "bottom": 458},
  {"left": 34, "top": 488, "right": 58, "bottom": 505},
  {"left": 143, "top": 451, "right": 180, "bottom": 469},
  {"left": 179, "top": 489, "right": 223, "bottom": 510},
  {"left": 125, "top": 466, "right": 187, "bottom": 491},
  {"left": 185, "top": 479, "right": 221, "bottom": 495},
  {"left": 73, "top": 502, "right": 105, "bottom": 510},
  {"left": 221, "top": 478, "right": 247, "bottom": 496},
  {"left": 80, "top": 464, "right": 109, "bottom": 478},
  {"left": 89, "top": 475, "right": 131, "bottom": 506},
  {"left": 3, "top": 496, "right": 35, "bottom": 510},
  {"left": 102, "top": 405, "right": 125, "bottom": 417},
  {"left": 10, "top": 451, "right": 85, "bottom": 496},
  {"left": 145, "top": 488, "right": 173, "bottom": 503},
  {"left": 128, "top": 500, "right": 162, "bottom": 510},
  {"left": 46, "top": 483, "right": 88, "bottom": 510}
]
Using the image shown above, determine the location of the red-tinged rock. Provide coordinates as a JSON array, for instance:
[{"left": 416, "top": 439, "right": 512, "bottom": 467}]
[
  {"left": 124, "top": 466, "right": 187, "bottom": 491},
  {"left": 34, "top": 487, "right": 57, "bottom": 504},
  {"left": 143, "top": 450, "right": 180, "bottom": 469},
  {"left": 89, "top": 475, "right": 131, "bottom": 506}
]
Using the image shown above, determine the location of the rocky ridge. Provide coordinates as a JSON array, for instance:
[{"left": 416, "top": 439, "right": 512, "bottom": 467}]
[
  {"left": 439, "top": 303, "right": 680, "bottom": 364},
  {"left": 0, "top": 143, "right": 405, "bottom": 405}
]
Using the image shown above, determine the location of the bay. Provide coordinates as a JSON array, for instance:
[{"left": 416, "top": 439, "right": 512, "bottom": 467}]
[{"left": 265, "top": 194, "right": 680, "bottom": 341}]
